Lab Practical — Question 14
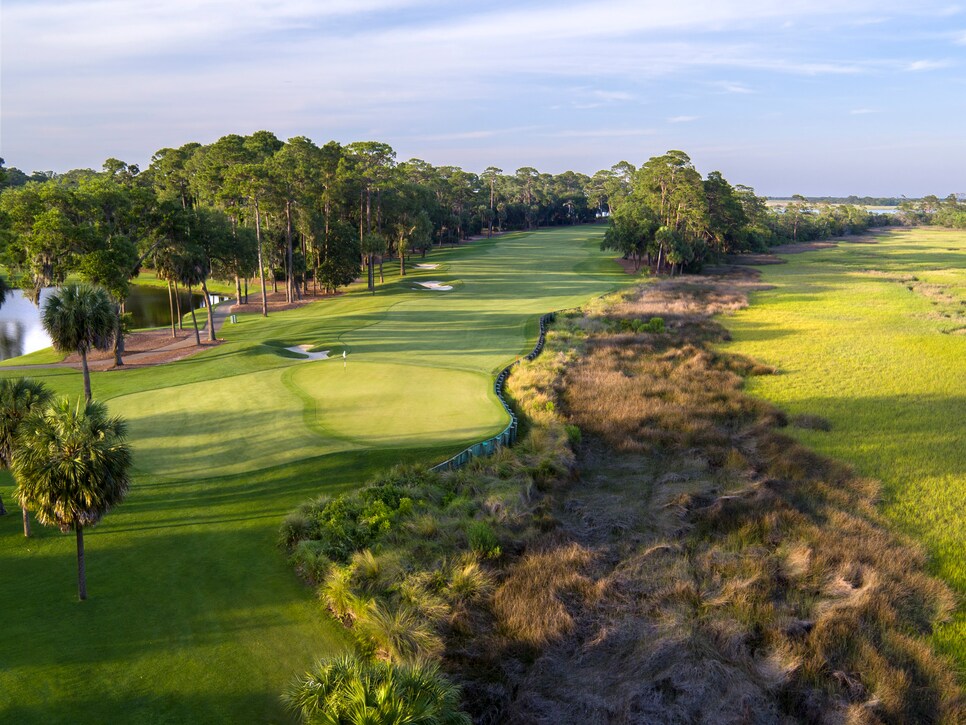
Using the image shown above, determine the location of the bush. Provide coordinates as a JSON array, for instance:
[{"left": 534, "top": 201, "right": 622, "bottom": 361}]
[
  {"left": 467, "top": 520, "right": 501, "bottom": 559},
  {"left": 285, "top": 654, "right": 470, "bottom": 724},
  {"left": 564, "top": 424, "right": 582, "bottom": 446},
  {"left": 278, "top": 510, "right": 313, "bottom": 549},
  {"left": 290, "top": 539, "right": 332, "bottom": 584},
  {"left": 355, "top": 602, "right": 444, "bottom": 663}
]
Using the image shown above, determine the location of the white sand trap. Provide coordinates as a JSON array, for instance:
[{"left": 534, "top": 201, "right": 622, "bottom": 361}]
[
  {"left": 415, "top": 281, "right": 453, "bottom": 291},
  {"left": 286, "top": 344, "right": 330, "bottom": 360},
  {"left": 414, "top": 263, "right": 439, "bottom": 269}
]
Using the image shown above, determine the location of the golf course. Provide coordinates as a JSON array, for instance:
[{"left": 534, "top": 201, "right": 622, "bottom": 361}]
[
  {"left": 721, "top": 228, "right": 966, "bottom": 671},
  {"left": 0, "top": 226, "right": 628, "bottom": 723}
]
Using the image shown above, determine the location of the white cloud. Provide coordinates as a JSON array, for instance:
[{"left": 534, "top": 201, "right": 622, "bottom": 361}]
[
  {"left": 712, "top": 81, "right": 755, "bottom": 94},
  {"left": 550, "top": 129, "right": 657, "bottom": 138},
  {"left": 667, "top": 116, "right": 699, "bottom": 123},
  {"left": 592, "top": 90, "right": 635, "bottom": 102},
  {"left": 905, "top": 59, "right": 952, "bottom": 70}
]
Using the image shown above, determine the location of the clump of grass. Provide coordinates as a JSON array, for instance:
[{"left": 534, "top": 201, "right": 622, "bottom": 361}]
[
  {"left": 356, "top": 601, "right": 444, "bottom": 663},
  {"left": 466, "top": 520, "right": 501, "bottom": 559},
  {"left": 791, "top": 413, "right": 833, "bottom": 431},
  {"left": 493, "top": 540, "right": 597, "bottom": 648},
  {"left": 289, "top": 539, "right": 332, "bottom": 585}
]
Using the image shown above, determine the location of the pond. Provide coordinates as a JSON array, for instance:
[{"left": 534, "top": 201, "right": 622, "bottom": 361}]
[{"left": 0, "top": 286, "right": 225, "bottom": 362}]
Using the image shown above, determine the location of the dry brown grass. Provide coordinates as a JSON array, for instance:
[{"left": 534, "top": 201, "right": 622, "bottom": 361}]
[{"left": 492, "top": 539, "right": 599, "bottom": 648}]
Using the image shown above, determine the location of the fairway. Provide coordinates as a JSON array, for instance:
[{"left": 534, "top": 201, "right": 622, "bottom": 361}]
[
  {"left": 721, "top": 229, "right": 966, "bottom": 673},
  {"left": 0, "top": 226, "right": 627, "bottom": 723}
]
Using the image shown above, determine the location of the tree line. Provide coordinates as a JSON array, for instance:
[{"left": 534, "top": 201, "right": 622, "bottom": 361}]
[
  {"left": 598, "top": 150, "right": 917, "bottom": 273},
  {"left": 2, "top": 139, "right": 962, "bottom": 330},
  {"left": 0, "top": 134, "right": 611, "bottom": 325}
]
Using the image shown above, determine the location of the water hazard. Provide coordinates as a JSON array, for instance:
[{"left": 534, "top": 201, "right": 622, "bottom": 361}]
[{"left": 0, "top": 286, "right": 223, "bottom": 361}]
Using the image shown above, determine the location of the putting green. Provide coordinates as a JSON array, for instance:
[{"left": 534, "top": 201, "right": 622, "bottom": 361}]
[
  {"left": 110, "top": 368, "right": 357, "bottom": 480},
  {"left": 289, "top": 360, "right": 507, "bottom": 448}
]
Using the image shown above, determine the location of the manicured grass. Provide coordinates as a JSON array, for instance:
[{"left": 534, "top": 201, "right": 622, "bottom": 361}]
[
  {"left": 133, "top": 269, "right": 237, "bottom": 297},
  {"left": 0, "top": 226, "right": 627, "bottom": 723},
  {"left": 721, "top": 228, "right": 966, "bottom": 674}
]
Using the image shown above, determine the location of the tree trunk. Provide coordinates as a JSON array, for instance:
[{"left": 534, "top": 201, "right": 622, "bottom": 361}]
[
  {"left": 300, "top": 231, "right": 309, "bottom": 298},
  {"left": 200, "top": 280, "right": 217, "bottom": 342},
  {"left": 167, "top": 281, "right": 176, "bottom": 338},
  {"left": 174, "top": 280, "right": 184, "bottom": 329},
  {"left": 77, "top": 526, "right": 87, "bottom": 601},
  {"left": 113, "top": 300, "right": 125, "bottom": 366},
  {"left": 254, "top": 201, "right": 268, "bottom": 317},
  {"left": 367, "top": 254, "right": 375, "bottom": 293},
  {"left": 81, "top": 348, "right": 92, "bottom": 401},
  {"left": 235, "top": 275, "right": 242, "bottom": 307},
  {"left": 23, "top": 505, "right": 31, "bottom": 537},
  {"left": 187, "top": 284, "right": 201, "bottom": 346},
  {"left": 400, "top": 248, "right": 406, "bottom": 277},
  {"left": 285, "top": 200, "right": 294, "bottom": 304},
  {"left": 379, "top": 257, "right": 384, "bottom": 284},
  {"left": 244, "top": 277, "right": 249, "bottom": 304}
]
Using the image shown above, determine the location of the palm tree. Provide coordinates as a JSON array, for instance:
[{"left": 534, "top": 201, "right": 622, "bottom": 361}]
[
  {"left": 0, "top": 377, "right": 53, "bottom": 535},
  {"left": 13, "top": 397, "right": 131, "bottom": 600},
  {"left": 284, "top": 654, "right": 470, "bottom": 725},
  {"left": 41, "top": 283, "right": 117, "bottom": 401}
]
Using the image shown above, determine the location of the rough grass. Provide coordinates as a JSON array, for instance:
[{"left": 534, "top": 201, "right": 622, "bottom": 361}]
[{"left": 721, "top": 228, "right": 966, "bottom": 671}]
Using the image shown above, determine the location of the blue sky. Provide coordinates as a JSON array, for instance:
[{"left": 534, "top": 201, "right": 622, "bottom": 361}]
[{"left": 1, "top": 0, "right": 964, "bottom": 196}]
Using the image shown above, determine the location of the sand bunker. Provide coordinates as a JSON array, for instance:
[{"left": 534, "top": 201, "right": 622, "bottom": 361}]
[
  {"left": 415, "top": 281, "right": 453, "bottom": 291},
  {"left": 414, "top": 263, "right": 439, "bottom": 269},
  {"left": 285, "top": 344, "right": 330, "bottom": 360}
]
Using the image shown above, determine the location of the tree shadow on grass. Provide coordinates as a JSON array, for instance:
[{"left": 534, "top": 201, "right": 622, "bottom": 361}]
[{"left": 0, "top": 685, "right": 292, "bottom": 725}]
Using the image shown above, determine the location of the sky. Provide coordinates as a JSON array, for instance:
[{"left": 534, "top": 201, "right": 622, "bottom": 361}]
[{"left": 1, "top": 1, "right": 964, "bottom": 196}]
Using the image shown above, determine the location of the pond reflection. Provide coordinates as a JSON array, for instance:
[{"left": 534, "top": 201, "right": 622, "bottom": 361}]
[{"left": 0, "top": 286, "right": 222, "bottom": 362}]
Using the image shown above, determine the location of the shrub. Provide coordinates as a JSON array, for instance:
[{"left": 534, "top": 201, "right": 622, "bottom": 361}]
[
  {"left": 290, "top": 539, "right": 332, "bottom": 584},
  {"left": 319, "top": 566, "right": 369, "bottom": 623},
  {"left": 444, "top": 554, "right": 493, "bottom": 604},
  {"left": 356, "top": 601, "right": 444, "bottom": 663},
  {"left": 278, "top": 510, "right": 313, "bottom": 549},
  {"left": 466, "top": 520, "right": 501, "bottom": 559},
  {"left": 564, "top": 424, "right": 582, "bottom": 447},
  {"left": 285, "top": 654, "right": 470, "bottom": 725}
]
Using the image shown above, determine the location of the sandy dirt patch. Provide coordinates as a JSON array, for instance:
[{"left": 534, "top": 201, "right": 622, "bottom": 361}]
[
  {"left": 415, "top": 281, "right": 453, "bottom": 291},
  {"left": 285, "top": 344, "right": 330, "bottom": 360}
]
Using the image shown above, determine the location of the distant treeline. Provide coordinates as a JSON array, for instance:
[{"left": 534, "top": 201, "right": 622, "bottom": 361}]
[
  {"left": 767, "top": 195, "right": 905, "bottom": 206},
  {"left": 603, "top": 153, "right": 966, "bottom": 272},
  {"left": 2, "top": 142, "right": 963, "bottom": 296},
  {"left": 601, "top": 152, "right": 896, "bottom": 273}
]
